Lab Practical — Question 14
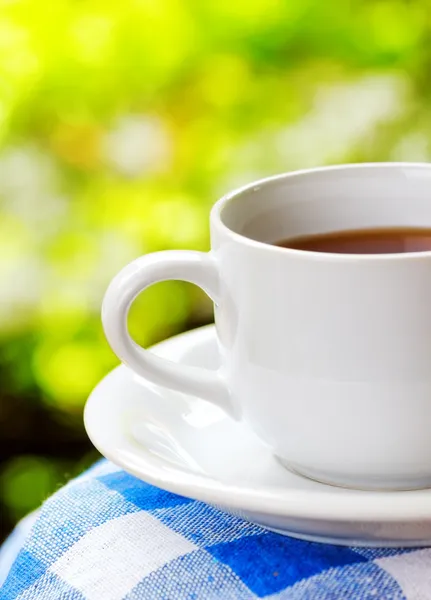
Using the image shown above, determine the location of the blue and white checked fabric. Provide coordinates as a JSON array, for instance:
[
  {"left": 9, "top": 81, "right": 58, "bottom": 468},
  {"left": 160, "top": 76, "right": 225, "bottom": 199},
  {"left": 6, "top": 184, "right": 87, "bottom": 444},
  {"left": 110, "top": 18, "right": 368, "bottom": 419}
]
[{"left": 0, "top": 460, "right": 429, "bottom": 599}]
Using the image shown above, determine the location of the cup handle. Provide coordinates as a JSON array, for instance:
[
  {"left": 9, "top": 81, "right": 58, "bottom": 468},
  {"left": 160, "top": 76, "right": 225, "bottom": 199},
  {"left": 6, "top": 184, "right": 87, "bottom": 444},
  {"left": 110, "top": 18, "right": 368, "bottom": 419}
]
[{"left": 102, "top": 250, "right": 237, "bottom": 419}]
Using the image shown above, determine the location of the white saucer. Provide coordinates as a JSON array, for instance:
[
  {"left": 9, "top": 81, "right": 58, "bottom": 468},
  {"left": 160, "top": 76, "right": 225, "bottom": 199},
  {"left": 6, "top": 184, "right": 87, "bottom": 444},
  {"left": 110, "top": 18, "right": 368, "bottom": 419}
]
[{"left": 85, "top": 325, "right": 431, "bottom": 547}]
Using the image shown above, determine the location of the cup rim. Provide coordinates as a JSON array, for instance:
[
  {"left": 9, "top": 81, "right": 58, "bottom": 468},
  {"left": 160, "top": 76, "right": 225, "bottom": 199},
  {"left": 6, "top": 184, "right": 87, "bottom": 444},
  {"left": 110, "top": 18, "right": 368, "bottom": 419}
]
[{"left": 211, "top": 162, "right": 431, "bottom": 261}]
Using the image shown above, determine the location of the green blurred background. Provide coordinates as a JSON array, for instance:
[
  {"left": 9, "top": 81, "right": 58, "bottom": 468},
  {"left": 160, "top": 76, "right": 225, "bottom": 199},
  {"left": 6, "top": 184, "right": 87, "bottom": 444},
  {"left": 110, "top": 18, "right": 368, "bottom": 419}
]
[{"left": 0, "top": 0, "right": 429, "bottom": 540}]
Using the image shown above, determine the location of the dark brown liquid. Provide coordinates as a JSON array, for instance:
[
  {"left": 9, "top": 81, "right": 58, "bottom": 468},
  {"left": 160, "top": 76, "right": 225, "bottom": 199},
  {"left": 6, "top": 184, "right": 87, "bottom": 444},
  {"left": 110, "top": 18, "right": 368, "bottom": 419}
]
[{"left": 276, "top": 227, "right": 431, "bottom": 255}]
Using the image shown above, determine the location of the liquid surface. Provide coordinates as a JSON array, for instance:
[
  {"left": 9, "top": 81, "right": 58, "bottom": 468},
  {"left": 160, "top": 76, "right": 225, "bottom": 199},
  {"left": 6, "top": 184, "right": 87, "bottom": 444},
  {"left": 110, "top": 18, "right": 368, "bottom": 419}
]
[{"left": 276, "top": 227, "right": 431, "bottom": 255}]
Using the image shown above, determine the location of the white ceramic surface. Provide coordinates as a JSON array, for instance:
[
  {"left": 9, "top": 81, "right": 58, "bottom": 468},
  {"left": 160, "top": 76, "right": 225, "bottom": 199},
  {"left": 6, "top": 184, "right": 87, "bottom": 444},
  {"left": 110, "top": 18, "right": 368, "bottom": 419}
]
[
  {"left": 85, "top": 326, "right": 431, "bottom": 547},
  {"left": 102, "top": 163, "right": 431, "bottom": 490}
]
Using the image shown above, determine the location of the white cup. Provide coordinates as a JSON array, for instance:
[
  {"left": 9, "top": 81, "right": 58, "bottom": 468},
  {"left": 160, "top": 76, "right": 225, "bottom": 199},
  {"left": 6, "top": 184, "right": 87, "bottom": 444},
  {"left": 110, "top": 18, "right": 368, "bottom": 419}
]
[{"left": 102, "top": 163, "right": 431, "bottom": 490}]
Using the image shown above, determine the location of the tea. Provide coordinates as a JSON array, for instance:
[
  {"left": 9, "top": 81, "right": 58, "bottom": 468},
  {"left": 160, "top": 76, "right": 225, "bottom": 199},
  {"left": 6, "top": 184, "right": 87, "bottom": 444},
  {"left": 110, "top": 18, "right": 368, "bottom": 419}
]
[{"left": 277, "top": 227, "right": 431, "bottom": 255}]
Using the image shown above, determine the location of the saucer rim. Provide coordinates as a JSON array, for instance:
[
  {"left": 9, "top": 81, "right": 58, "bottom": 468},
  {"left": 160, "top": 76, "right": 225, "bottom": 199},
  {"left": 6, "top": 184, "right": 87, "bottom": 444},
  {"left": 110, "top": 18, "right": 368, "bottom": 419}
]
[{"left": 84, "top": 325, "right": 431, "bottom": 523}]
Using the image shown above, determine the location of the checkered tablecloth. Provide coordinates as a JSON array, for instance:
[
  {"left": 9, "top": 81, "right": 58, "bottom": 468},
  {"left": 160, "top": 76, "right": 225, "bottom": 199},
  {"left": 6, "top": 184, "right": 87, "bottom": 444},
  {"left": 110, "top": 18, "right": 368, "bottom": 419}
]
[{"left": 0, "top": 459, "right": 428, "bottom": 599}]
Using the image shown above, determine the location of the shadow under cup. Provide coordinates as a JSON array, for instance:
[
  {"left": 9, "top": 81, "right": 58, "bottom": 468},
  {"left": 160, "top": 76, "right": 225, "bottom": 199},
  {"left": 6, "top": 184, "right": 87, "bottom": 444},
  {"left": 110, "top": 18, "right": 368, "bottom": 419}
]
[{"left": 214, "top": 164, "right": 431, "bottom": 491}]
